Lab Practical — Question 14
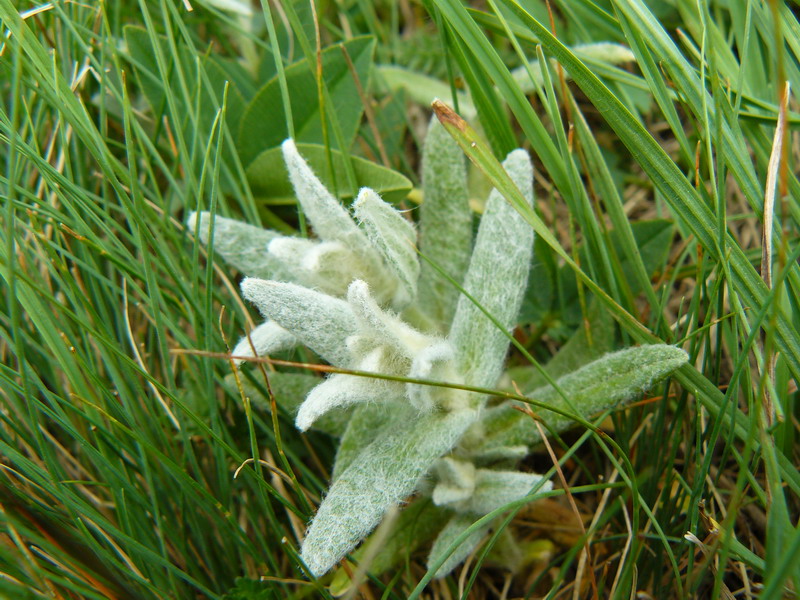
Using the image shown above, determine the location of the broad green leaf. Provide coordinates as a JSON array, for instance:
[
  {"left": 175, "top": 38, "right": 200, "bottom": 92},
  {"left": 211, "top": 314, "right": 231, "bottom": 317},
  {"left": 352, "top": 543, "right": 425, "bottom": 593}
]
[
  {"left": 357, "top": 86, "right": 409, "bottom": 172},
  {"left": 246, "top": 143, "right": 412, "bottom": 204},
  {"left": 123, "top": 26, "right": 247, "bottom": 134},
  {"left": 256, "top": 0, "right": 316, "bottom": 84},
  {"left": 237, "top": 36, "right": 375, "bottom": 167},
  {"left": 377, "top": 65, "right": 474, "bottom": 117}
]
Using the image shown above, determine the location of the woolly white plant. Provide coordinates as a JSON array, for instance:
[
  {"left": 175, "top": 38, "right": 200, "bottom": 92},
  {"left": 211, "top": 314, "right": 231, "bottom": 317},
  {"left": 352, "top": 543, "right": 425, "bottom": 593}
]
[{"left": 189, "top": 121, "right": 688, "bottom": 580}]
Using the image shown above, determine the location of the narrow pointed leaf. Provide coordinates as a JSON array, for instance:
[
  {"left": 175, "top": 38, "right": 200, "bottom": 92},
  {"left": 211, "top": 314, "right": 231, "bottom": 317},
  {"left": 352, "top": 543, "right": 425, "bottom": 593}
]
[
  {"left": 406, "top": 341, "right": 458, "bottom": 412},
  {"left": 281, "top": 139, "right": 366, "bottom": 245},
  {"left": 301, "top": 407, "right": 478, "bottom": 576},
  {"left": 432, "top": 458, "right": 476, "bottom": 506},
  {"left": 353, "top": 187, "right": 419, "bottom": 308},
  {"left": 240, "top": 278, "right": 357, "bottom": 366},
  {"left": 449, "top": 149, "right": 534, "bottom": 388},
  {"left": 459, "top": 469, "right": 552, "bottom": 515},
  {"left": 188, "top": 212, "right": 288, "bottom": 279},
  {"left": 268, "top": 238, "right": 369, "bottom": 298},
  {"left": 418, "top": 119, "right": 473, "bottom": 329},
  {"left": 346, "top": 280, "right": 429, "bottom": 354},
  {"left": 476, "top": 345, "right": 688, "bottom": 455},
  {"left": 295, "top": 349, "right": 400, "bottom": 431},
  {"left": 231, "top": 320, "right": 295, "bottom": 364}
]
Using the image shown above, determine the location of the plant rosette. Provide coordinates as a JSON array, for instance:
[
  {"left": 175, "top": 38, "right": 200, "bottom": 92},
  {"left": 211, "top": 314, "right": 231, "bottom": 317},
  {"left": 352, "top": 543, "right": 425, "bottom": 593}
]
[{"left": 189, "top": 122, "right": 688, "bottom": 579}]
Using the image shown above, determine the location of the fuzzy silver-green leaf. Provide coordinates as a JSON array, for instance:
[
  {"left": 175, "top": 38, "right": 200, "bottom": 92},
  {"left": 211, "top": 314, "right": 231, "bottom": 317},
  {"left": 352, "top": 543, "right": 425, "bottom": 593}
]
[
  {"left": 449, "top": 149, "right": 535, "bottom": 389},
  {"left": 417, "top": 119, "right": 473, "bottom": 330},
  {"left": 475, "top": 344, "right": 689, "bottom": 457},
  {"left": 353, "top": 187, "right": 420, "bottom": 309},
  {"left": 427, "top": 514, "right": 491, "bottom": 579},
  {"left": 240, "top": 278, "right": 358, "bottom": 367},
  {"left": 300, "top": 406, "right": 478, "bottom": 576},
  {"left": 187, "top": 212, "right": 289, "bottom": 280}
]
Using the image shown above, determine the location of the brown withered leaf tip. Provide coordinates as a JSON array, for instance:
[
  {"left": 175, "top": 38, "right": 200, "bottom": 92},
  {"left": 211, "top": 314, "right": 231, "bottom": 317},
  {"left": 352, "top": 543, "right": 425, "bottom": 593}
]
[{"left": 431, "top": 98, "right": 467, "bottom": 132}]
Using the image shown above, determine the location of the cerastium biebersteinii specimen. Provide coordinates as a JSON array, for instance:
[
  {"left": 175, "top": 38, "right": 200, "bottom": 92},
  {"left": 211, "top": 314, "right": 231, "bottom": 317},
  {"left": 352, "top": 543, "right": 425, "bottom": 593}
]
[{"left": 188, "top": 113, "right": 688, "bottom": 579}]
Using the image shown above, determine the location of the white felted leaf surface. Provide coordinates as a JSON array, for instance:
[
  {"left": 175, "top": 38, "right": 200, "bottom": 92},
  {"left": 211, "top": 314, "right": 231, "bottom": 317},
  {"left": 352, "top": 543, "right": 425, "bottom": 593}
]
[
  {"left": 449, "top": 149, "right": 535, "bottom": 390},
  {"left": 474, "top": 345, "right": 689, "bottom": 457},
  {"left": 432, "top": 458, "right": 476, "bottom": 506},
  {"left": 295, "top": 373, "right": 381, "bottom": 431},
  {"left": 240, "top": 278, "right": 358, "bottom": 367},
  {"left": 406, "top": 340, "right": 459, "bottom": 412},
  {"left": 470, "top": 444, "right": 528, "bottom": 463},
  {"left": 332, "top": 401, "right": 397, "bottom": 480},
  {"left": 231, "top": 320, "right": 296, "bottom": 364},
  {"left": 346, "top": 280, "right": 430, "bottom": 355},
  {"left": 266, "top": 235, "right": 318, "bottom": 260},
  {"left": 418, "top": 119, "right": 473, "bottom": 330},
  {"left": 302, "top": 242, "right": 366, "bottom": 296},
  {"left": 222, "top": 372, "right": 350, "bottom": 436},
  {"left": 300, "top": 407, "right": 478, "bottom": 576},
  {"left": 328, "top": 500, "right": 448, "bottom": 594},
  {"left": 269, "top": 237, "right": 362, "bottom": 297},
  {"left": 353, "top": 187, "right": 420, "bottom": 309},
  {"left": 459, "top": 469, "right": 552, "bottom": 515},
  {"left": 281, "top": 140, "right": 366, "bottom": 245},
  {"left": 432, "top": 483, "right": 473, "bottom": 506},
  {"left": 295, "top": 346, "right": 399, "bottom": 431},
  {"left": 427, "top": 514, "right": 491, "bottom": 579},
  {"left": 408, "top": 340, "right": 455, "bottom": 379},
  {"left": 187, "top": 212, "right": 288, "bottom": 280}
]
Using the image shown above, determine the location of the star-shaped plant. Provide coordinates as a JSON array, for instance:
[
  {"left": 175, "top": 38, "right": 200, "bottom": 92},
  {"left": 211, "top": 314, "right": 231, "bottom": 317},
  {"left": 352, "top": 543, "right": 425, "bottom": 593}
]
[{"left": 189, "top": 118, "right": 688, "bottom": 579}]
